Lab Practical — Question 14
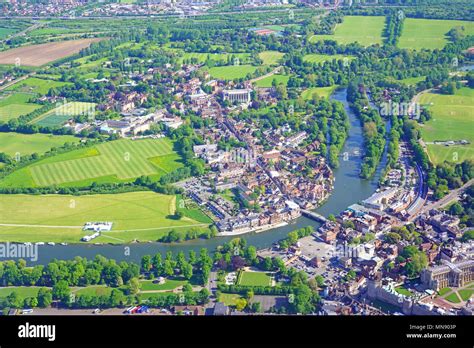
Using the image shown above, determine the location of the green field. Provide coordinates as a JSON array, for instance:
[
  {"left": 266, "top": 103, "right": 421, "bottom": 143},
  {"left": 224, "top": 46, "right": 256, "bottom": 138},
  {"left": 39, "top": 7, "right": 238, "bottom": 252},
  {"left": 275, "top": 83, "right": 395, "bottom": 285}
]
[
  {"left": 303, "top": 54, "right": 355, "bottom": 64},
  {"left": 31, "top": 102, "right": 96, "bottom": 127},
  {"left": 0, "top": 191, "right": 210, "bottom": 243},
  {"left": 397, "top": 76, "right": 426, "bottom": 86},
  {"left": 0, "top": 28, "right": 17, "bottom": 39},
  {"left": 445, "top": 292, "right": 461, "bottom": 304},
  {"left": 218, "top": 292, "right": 242, "bottom": 306},
  {"left": 254, "top": 74, "right": 290, "bottom": 88},
  {"left": 0, "top": 138, "right": 182, "bottom": 188},
  {"left": 208, "top": 65, "right": 258, "bottom": 80},
  {"left": 438, "top": 287, "right": 452, "bottom": 296},
  {"left": 301, "top": 86, "right": 337, "bottom": 100},
  {"left": 140, "top": 278, "right": 187, "bottom": 291},
  {"left": 398, "top": 18, "right": 474, "bottom": 50},
  {"left": 73, "top": 285, "right": 113, "bottom": 297},
  {"left": 310, "top": 16, "right": 385, "bottom": 46},
  {"left": 258, "top": 51, "right": 284, "bottom": 66},
  {"left": 0, "top": 132, "right": 80, "bottom": 157},
  {"left": 237, "top": 271, "right": 272, "bottom": 287},
  {"left": 458, "top": 289, "right": 473, "bottom": 302},
  {"left": 0, "top": 93, "right": 42, "bottom": 121},
  {"left": 177, "top": 52, "right": 250, "bottom": 65},
  {"left": 418, "top": 87, "right": 474, "bottom": 165},
  {"left": 0, "top": 286, "right": 42, "bottom": 300},
  {"left": 395, "top": 286, "right": 412, "bottom": 297},
  {"left": 6, "top": 77, "right": 70, "bottom": 95}
]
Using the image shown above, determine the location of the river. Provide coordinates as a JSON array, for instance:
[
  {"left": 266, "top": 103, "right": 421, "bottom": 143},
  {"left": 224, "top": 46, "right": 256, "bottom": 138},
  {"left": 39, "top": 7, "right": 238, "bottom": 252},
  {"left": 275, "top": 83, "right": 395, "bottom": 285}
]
[{"left": 27, "top": 88, "right": 387, "bottom": 264}]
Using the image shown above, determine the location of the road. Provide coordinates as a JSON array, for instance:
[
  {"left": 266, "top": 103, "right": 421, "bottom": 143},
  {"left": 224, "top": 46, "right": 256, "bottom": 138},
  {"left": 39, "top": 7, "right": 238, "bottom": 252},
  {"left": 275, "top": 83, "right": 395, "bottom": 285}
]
[
  {"left": 248, "top": 66, "right": 282, "bottom": 84},
  {"left": 205, "top": 271, "right": 218, "bottom": 310},
  {"left": 419, "top": 179, "right": 474, "bottom": 214}
]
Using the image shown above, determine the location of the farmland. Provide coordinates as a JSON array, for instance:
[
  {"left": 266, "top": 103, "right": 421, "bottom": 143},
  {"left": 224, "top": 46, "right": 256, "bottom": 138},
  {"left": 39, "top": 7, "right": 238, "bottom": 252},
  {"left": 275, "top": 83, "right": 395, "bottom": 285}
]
[
  {"left": 309, "top": 16, "right": 385, "bottom": 46},
  {"left": 398, "top": 18, "right": 474, "bottom": 50},
  {"left": 207, "top": 65, "right": 259, "bottom": 80},
  {"left": 0, "top": 192, "right": 210, "bottom": 243},
  {"left": 0, "top": 138, "right": 183, "bottom": 188},
  {"left": 418, "top": 87, "right": 474, "bottom": 165},
  {"left": 0, "top": 132, "right": 80, "bottom": 157},
  {"left": 0, "top": 38, "right": 102, "bottom": 66},
  {"left": 0, "top": 93, "right": 42, "bottom": 121}
]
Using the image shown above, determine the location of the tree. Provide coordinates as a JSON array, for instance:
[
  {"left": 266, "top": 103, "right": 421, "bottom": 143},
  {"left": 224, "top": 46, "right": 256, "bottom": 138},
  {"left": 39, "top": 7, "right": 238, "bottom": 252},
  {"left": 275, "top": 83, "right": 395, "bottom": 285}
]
[
  {"left": 37, "top": 288, "right": 52, "bottom": 308},
  {"left": 182, "top": 262, "right": 193, "bottom": 280},
  {"left": 52, "top": 280, "right": 71, "bottom": 303},
  {"left": 235, "top": 298, "right": 247, "bottom": 311},
  {"left": 405, "top": 253, "right": 428, "bottom": 278},
  {"left": 128, "top": 277, "right": 141, "bottom": 295}
]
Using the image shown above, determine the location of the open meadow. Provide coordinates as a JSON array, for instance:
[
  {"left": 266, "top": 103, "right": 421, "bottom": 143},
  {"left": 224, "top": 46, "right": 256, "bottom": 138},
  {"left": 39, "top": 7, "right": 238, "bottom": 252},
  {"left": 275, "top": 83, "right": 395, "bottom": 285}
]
[
  {"left": 418, "top": 87, "right": 474, "bottom": 164},
  {"left": 309, "top": 16, "right": 385, "bottom": 46},
  {"left": 0, "top": 138, "right": 183, "bottom": 188},
  {"left": 0, "top": 132, "right": 80, "bottom": 157},
  {"left": 301, "top": 86, "right": 338, "bottom": 100},
  {"left": 398, "top": 18, "right": 474, "bottom": 50},
  {"left": 6, "top": 77, "right": 70, "bottom": 95},
  {"left": 258, "top": 51, "right": 284, "bottom": 66},
  {"left": 0, "top": 92, "right": 42, "bottom": 121},
  {"left": 0, "top": 192, "right": 210, "bottom": 243}
]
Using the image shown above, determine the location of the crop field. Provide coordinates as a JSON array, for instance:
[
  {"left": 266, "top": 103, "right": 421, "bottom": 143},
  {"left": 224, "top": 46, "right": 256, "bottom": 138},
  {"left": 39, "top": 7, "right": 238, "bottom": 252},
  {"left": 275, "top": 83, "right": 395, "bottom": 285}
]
[
  {"left": 254, "top": 74, "right": 290, "bottom": 88},
  {"left": 6, "top": 77, "right": 70, "bottom": 95},
  {"left": 0, "top": 192, "right": 210, "bottom": 243},
  {"left": 31, "top": 101, "right": 96, "bottom": 127},
  {"left": 0, "top": 38, "right": 102, "bottom": 66},
  {"left": 418, "top": 87, "right": 474, "bottom": 165},
  {"left": 0, "top": 138, "right": 183, "bottom": 188},
  {"left": 309, "top": 16, "right": 385, "bottom": 46},
  {"left": 237, "top": 271, "right": 272, "bottom": 287},
  {"left": 301, "top": 86, "right": 338, "bottom": 100},
  {"left": 398, "top": 19, "right": 474, "bottom": 50},
  {"left": 0, "top": 132, "right": 79, "bottom": 157},
  {"left": 0, "top": 92, "right": 42, "bottom": 121},
  {"left": 208, "top": 65, "right": 259, "bottom": 80},
  {"left": 303, "top": 54, "right": 355, "bottom": 64},
  {"left": 258, "top": 51, "right": 284, "bottom": 66}
]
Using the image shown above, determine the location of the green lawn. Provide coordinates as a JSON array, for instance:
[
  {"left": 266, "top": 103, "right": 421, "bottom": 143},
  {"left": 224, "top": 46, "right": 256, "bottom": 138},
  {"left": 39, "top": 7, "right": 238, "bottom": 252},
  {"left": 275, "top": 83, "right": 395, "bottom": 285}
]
[
  {"left": 418, "top": 87, "right": 474, "bottom": 165},
  {"left": 31, "top": 102, "right": 96, "bottom": 127},
  {"left": 6, "top": 77, "right": 70, "bottom": 95},
  {"left": 208, "top": 65, "right": 258, "bottom": 80},
  {"left": 218, "top": 292, "right": 242, "bottom": 306},
  {"left": 237, "top": 271, "right": 272, "bottom": 287},
  {"left": 73, "top": 285, "right": 113, "bottom": 297},
  {"left": 438, "top": 287, "right": 452, "bottom": 296},
  {"left": 445, "top": 292, "right": 461, "bottom": 304},
  {"left": 458, "top": 289, "right": 473, "bottom": 302},
  {"left": 395, "top": 286, "right": 412, "bottom": 297},
  {"left": 140, "top": 278, "right": 187, "bottom": 291},
  {"left": 397, "top": 76, "right": 426, "bottom": 86},
  {"left": 0, "top": 138, "right": 182, "bottom": 188},
  {"left": 0, "top": 191, "right": 210, "bottom": 243},
  {"left": 398, "top": 18, "right": 474, "bottom": 50},
  {"left": 0, "top": 132, "right": 80, "bottom": 157},
  {"left": 303, "top": 54, "right": 355, "bottom": 64},
  {"left": 0, "top": 286, "right": 42, "bottom": 300},
  {"left": 258, "top": 51, "right": 284, "bottom": 66},
  {"left": 309, "top": 16, "right": 385, "bottom": 46},
  {"left": 0, "top": 93, "right": 42, "bottom": 121},
  {"left": 301, "top": 86, "right": 337, "bottom": 100},
  {"left": 254, "top": 74, "right": 290, "bottom": 88}
]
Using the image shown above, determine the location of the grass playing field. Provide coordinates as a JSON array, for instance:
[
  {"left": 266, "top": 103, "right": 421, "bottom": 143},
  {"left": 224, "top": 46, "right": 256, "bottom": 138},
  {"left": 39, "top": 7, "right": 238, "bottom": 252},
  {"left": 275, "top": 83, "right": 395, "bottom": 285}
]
[
  {"left": 418, "top": 87, "right": 474, "bottom": 165},
  {"left": 6, "top": 77, "right": 70, "bottom": 95},
  {"left": 0, "top": 191, "right": 210, "bottom": 243},
  {"left": 0, "top": 92, "right": 42, "bottom": 121},
  {"left": 301, "top": 86, "right": 338, "bottom": 100},
  {"left": 309, "top": 16, "right": 385, "bottom": 46},
  {"left": 237, "top": 271, "right": 272, "bottom": 286},
  {"left": 208, "top": 65, "right": 259, "bottom": 80},
  {"left": 258, "top": 51, "right": 284, "bottom": 66},
  {"left": 0, "top": 132, "right": 80, "bottom": 157},
  {"left": 398, "top": 18, "right": 474, "bottom": 50},
  {"left": 30, "top": 102, "right": 96, "bottom": 127},
  {"left": 0, "top": 138, "right": 183, "bottom": 188},
  {"left": 303, "top": 54, "right": 355, "bottom": 64},
  {"left": 254, "top": 74, "right": 290, "bottom": 88}
]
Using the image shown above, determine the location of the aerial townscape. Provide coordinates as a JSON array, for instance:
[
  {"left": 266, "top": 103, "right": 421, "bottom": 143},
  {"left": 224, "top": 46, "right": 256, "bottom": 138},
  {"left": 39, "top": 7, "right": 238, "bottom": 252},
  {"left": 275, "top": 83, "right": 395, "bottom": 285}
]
[{"left": 0, "top": 0, "right": 473, "bottom": 322}]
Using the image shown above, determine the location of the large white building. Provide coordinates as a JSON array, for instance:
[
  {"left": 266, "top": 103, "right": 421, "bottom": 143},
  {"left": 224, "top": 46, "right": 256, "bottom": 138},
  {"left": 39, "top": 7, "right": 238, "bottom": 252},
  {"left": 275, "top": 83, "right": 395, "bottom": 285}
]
[{"left": 222, "top": 89, "right": 252, "bottom": 103}]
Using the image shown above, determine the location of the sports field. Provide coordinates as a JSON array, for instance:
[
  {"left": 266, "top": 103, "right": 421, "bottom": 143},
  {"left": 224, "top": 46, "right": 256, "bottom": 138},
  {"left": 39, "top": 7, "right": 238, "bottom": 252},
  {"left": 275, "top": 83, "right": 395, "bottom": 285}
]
[
  {"left": 398, "top": 18, "right": 474, "bottom": 50},
  {"left": 418, "top": 87, "right": 474, "bottom": 164},
  {"left": 0, "top": 132, "right": 79, "bottom": 157},
  {"left": 303, "top": 54, "right": 355, "bottom": 64},
  {"left": 6, "top": 77, "right": 70, "bottom": 95},
  {"left": 309, "top": 16, "right": 385, "bottom": 46},
  {"left": 0, "top": 38, "right": 102, "bottom": 66},
  {"left": 31, "top": 102, "right": 96, "bottom": 127},
  {"left": 0, "top": 192, "right": 210, "bottom": 243},
  {"left": 208, "top": 65, "right": 259, "bottom": 80},
  {"left": 0, "top": 138, "right": 183, "bottom": 187},
  {"left": 254, "top": 74, "right": 290, "bottom": 88},
  {"left": 301, "top": 86, "right": 338, "bottom": 100},
  {"left": 237, "top": 271, "right": 272, "bottom": 286},
  {"left": 258, "top": 51, "right": 284, "bottom": 66},
  {"left": 0, "top": 93, "right": 42, "bottom": 121}
]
